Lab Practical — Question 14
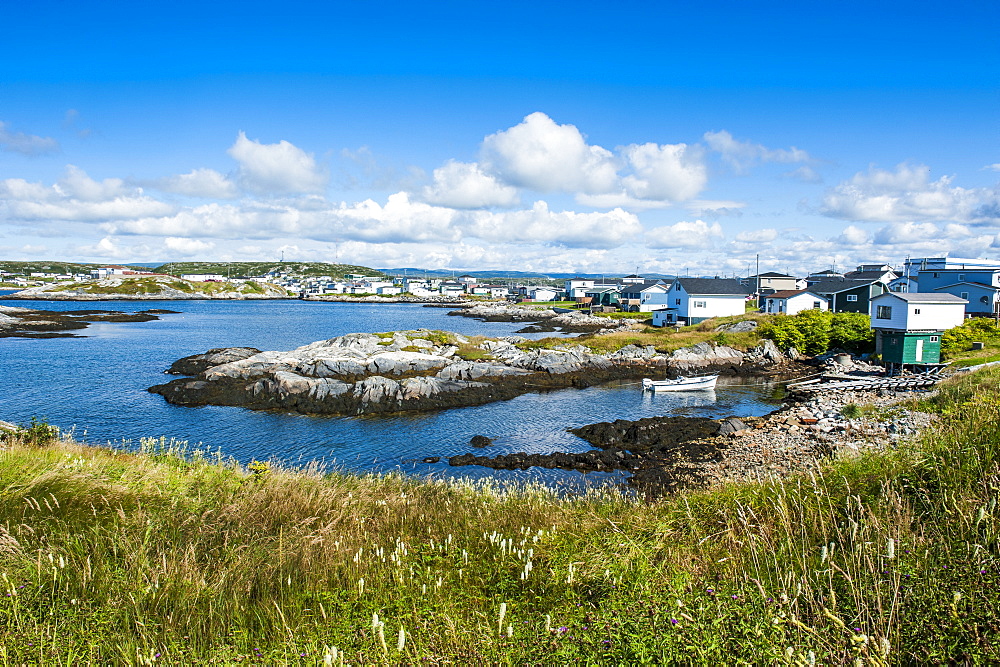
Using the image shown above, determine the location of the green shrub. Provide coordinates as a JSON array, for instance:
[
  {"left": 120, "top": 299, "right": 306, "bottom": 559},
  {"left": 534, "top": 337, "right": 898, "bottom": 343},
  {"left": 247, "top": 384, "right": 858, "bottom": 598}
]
[
  {"left": 760, "top": 310, "right": 874, "bottom": 356},
  {"left": 940, "top": 318, "right": 1000, "bottom": 358}
]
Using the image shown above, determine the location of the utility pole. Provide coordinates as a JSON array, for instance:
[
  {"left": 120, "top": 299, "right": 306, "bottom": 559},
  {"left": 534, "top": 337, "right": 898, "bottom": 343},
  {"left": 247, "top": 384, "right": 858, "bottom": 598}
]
[{"left": 756, "top": 253, "right": 760, "bottom": 309}]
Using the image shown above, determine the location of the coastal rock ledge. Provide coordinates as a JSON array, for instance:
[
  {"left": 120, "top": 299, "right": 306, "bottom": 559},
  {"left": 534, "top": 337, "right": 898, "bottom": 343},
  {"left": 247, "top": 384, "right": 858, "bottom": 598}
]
[{"left": 149, "top": 330, "right": 787, "bottom": 416}]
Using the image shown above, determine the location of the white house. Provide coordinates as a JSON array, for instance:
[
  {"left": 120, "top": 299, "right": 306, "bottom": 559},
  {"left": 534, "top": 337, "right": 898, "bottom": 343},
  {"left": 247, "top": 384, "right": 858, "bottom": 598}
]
[
  {"left": 181, "top": 273, "right": 225, "bottom": 282},
  {"left": 528, "top": 287, "right": 559, "bottom": 301},
  {"left": 869, "top": 292, "right": 967, "bottom": 332},
  {"left": 439, "top": 282, "right": 466, "bottom": 296},
  {"left": 564, "top": 277, "right": 595, "bottom": 300},
  {"left": 619, "top": 281, "right": 672, "bottom": 312},
  {"left": 654, "top": 278, "right": 749, "bottom": 326},
  {"left": 869, "top": 292, "right": 968, "bottom": 366},
  {"left": 761, "top": 290, "right": 828, "bottom": 315}
]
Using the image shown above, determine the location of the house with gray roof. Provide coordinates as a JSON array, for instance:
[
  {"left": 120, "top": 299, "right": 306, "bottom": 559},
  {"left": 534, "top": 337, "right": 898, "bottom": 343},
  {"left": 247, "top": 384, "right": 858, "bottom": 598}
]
[
  {"left": 870, "top": 292, "right": 967, "bottom": 367},
  {"left": 809, "top": 278, "right": 888, "bottom": 314}
]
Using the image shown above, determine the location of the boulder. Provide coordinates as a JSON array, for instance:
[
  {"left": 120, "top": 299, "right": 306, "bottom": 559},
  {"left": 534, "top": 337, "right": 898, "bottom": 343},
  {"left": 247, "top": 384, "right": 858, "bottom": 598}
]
[
  {"left": 469, "top": 435, "right": 493, "bottom": 448},
  {"left": 717, "top": 417, "right": 748, "bottom": 435},
  {"left": 165, "top": 347, "right": 263, "bottom": 375}
]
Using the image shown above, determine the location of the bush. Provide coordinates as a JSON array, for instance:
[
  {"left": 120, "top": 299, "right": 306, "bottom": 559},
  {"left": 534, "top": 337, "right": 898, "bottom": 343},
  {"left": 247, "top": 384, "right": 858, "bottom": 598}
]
[
  {"left": 760, "top": 310, "right": 875, "bottom": 356},
  {"left": 3, "top": 416, "right": 59, "bottom": 446},
  {"left": 940, "top": 318, "right": 1000, "bottom": 358},
  {"left": 829, "top": 311, "right": 875, "bottom": 353}
]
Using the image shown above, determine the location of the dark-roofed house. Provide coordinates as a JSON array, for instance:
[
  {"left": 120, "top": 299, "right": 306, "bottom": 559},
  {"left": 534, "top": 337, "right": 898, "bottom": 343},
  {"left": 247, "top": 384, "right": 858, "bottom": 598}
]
[
  {"left": 843, "top": 268, "right": 898, "bottom": 284},
  {"left": 806, "top": 269, "right": 844, "bottom": 284},
  {"left": 810, "top": 278, "right": 888, "bottom": 314},
  {"left": 761, "top": 290, "right": 828, "bottom": 315},
  {"left": 870, "top": 292, "right": 967, "bottom": 367},
  {"left": 652, "top": 278, "right": 749, "bottom": 326}
]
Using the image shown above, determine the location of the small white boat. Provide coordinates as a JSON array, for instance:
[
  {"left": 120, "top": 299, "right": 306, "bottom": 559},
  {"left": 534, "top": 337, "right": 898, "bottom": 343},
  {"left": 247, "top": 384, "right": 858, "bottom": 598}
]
[{"left": 642, "top": 374, "right": 719, "bottom": 392}]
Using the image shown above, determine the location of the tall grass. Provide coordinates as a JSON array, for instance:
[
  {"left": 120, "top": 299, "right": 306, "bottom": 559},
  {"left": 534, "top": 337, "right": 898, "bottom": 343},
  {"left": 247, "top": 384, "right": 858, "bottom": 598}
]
[{"left": 2, "top": 369, "right": 999, "bottom": 662}]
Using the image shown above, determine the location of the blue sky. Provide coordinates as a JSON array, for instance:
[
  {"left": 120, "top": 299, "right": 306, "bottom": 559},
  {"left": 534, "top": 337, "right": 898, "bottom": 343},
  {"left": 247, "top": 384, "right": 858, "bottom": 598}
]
[{"left": 1, "top": 0, "right": 997, "bottom": 274}]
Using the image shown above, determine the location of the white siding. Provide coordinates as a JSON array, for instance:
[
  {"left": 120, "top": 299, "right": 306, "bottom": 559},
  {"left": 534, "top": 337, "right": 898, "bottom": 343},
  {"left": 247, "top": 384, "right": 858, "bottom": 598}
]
[
  {"left": 676, "top": 286, "right": 745, "bottom": 319},
  {"left": 870, "top": 293, "right": 966, "bottom": 331}
]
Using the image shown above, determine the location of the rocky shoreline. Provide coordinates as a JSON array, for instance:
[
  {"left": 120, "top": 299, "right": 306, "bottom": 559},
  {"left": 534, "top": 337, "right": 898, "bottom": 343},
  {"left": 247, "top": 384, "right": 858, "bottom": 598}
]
[
  {"left": 0, "top": 304, "right": 177, "bottom": 338},
  {"left": 447, "top": 377, "right": 936, "bottom": 496},
  {"left": 448, "top": 302, "right": 630, "bottom": 334},
  {"left": 149, "top": 330, "right": 795, "bottom": 416}
]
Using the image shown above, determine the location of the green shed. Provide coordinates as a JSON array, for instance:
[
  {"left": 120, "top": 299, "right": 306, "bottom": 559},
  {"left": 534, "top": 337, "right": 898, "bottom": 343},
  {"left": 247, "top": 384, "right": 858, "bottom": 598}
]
[{"left": 876, "top": 330, "right": 942, "bottom": 364}]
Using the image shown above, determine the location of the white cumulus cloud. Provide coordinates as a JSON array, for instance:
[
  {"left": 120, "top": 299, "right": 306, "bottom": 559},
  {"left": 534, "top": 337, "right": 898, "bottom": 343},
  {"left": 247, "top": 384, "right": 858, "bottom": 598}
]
[
  {"left": 1, "top": 166, "right": 174, "bottom": 221},
  {"left": 834, "top": 225, "right": 871, "bottom": 246},
  {"left": 821, "top": 163, "right": 1000, "bottom": 224},
  {"left": 620, "top": 142, "right": 707, "bottom": 202},
  {"left": 227, "top": 131, "right": 327, "bottom": 194},
  {"left": 163, "top": 236, "right": 216, "bottom": 256},
  {"left": 330, "top": 192, "right": 462, "bottom": 243},
  {"left": 421, "top": 161, "right": 519, "bottom": 209},
  {"left": 480, "top": 112, "right": 618, "bottom": 195},
  {"left": 646, "top": 220, "right": 724, "bottom": 249},
  {"left": 157, "top": 168, "right": 239, "bottom": 199},
  {"left": 465, "top": 201, "right": 642, "bottom": 249}
]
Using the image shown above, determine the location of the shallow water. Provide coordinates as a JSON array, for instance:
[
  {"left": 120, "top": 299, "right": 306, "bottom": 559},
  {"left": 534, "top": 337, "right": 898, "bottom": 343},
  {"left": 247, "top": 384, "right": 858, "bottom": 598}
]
[{"left": 1, "top": 297, "right": 780, "bottom": 490}]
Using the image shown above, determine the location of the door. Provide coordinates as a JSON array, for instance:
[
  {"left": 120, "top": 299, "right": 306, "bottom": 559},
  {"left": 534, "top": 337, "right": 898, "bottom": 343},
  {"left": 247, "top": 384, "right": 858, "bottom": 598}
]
[{"left": 915, "top": 338, "right": 924, "bottom": 362}]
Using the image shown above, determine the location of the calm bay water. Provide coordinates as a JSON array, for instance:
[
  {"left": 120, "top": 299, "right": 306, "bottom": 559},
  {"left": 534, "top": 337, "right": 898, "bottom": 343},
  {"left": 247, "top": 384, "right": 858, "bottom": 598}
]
[{"left": 0, "top": 296, "right": 779, "bottom": 489}]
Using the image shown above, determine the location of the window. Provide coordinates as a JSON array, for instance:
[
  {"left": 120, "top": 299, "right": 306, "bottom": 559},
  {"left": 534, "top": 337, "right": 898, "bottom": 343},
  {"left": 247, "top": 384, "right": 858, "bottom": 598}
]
[
  {"left": 913, "top": 308, "right": 921, "bottom": 314},
  {"left": 930, "top": 336, "right": 939, "bottom": 342},
  {"left": 876, "top": 305, "right": 892, "bottom": 319},
  {"left": 813, "top": 301, "right": 821, "bottom": 309},
  {"left": 933, "top": 272, "right": 939, "bottom": 278},
  {"left": 675, "top": 298, "right": 681, "bottom": 305},
  {"left": 693, "top": 300, "right": 706, "bottom": 308},
  {"left": 961, "top": 292, "right": 969, "bottom": 300},
  {"left": 959, "top": 274, "right": 965, "bottom": 281},
  {"left": 846, "top": 294, "right": 858, "bottom": 302}
]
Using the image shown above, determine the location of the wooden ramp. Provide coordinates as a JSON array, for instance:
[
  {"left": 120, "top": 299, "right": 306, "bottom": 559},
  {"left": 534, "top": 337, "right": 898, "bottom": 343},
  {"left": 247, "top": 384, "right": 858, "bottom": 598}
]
[{"left": 786, "top": 373, "right": 942, "bottom": 395}]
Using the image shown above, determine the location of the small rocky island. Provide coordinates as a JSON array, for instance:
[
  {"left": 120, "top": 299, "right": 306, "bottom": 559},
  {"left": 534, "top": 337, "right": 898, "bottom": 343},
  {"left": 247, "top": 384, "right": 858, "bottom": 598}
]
[
  {"left": 0, "top": 304, "right": 177, "bottom": 338},
  {"left": 149, "top": 328, "right": 791, "bottom": 416}
]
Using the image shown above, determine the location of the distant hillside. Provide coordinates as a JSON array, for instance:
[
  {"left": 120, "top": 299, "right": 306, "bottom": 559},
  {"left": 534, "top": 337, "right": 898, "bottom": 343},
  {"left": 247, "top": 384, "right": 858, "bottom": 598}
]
[
  {"left": 380, "top": 268, "right": 679, "bottom": 281},
  {"left": 0, "top": 261, "right": 151, "bottom": 275},
  {"left": 151, "top": 262, "right": 385, "bottom": 278}
]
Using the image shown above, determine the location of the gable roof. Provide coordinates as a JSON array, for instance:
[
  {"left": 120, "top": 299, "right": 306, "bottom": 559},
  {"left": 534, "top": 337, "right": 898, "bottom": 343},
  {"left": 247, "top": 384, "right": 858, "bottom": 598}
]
[
  {"left": 765, "top": 289, "right": 825, "bottom": 300},
  {"left": 843, "top": 269, "right": 897, "bottom": 281},
  {"left": 677, "top": 278, "right": 749, "bottom": 296},
  {"left": 874, "top": 292, "right": 968, "bottom": 304},
  {"left": 750, "top": 272, "right": 796, "bottom": 279},
  {"left": 809, "top": 278, "right": 883, "bottom": 295},
  {"left": 932, "top": 281, "right": 1000, "bottom": 291},
  {"left": 621, "top": 280, "right": 669, "bottom": 294}
]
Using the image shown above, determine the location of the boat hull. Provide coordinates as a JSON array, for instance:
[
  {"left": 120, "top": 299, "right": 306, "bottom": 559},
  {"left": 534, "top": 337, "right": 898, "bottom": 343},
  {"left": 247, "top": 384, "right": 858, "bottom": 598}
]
[{"left": 642, "top": 375, "right": 719, "bottom": 391}]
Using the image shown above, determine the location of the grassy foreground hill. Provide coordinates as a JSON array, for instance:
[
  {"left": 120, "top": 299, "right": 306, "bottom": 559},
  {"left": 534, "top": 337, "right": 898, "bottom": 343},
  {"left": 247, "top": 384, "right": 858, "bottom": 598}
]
[{"left": 2, "top": 368, "right": 998, "bottom": 663}]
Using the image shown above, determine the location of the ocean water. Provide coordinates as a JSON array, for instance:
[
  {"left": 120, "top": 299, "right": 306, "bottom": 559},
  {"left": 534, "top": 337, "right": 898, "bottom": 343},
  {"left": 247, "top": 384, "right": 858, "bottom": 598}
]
[{"left": 0, "top": 297, "right": 779, "bottom": 490}]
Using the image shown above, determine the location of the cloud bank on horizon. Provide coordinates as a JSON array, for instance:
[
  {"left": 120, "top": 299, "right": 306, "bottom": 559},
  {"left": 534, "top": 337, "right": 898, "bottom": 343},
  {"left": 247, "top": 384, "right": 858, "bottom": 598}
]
[{"left": 1, "top": 109, "right": 998, "bottom": 275}]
